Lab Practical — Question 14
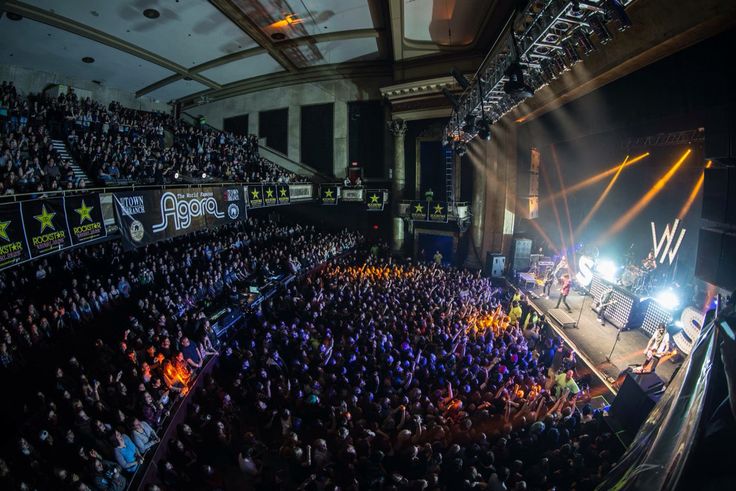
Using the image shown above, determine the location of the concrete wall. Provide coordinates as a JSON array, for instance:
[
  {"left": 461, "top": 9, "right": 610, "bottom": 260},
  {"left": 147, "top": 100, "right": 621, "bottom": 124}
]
[
  {"left": 0, "top": 63, "right": 169, "bottom": 112},
  {"left": 189, "top": 79, "right": 385, "bottom": 178}
]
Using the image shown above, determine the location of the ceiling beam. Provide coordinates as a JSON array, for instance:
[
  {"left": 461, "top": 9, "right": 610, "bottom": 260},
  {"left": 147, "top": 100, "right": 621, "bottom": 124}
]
[
  {"left": 179, "top": 61, "right": 392, "bottom": 109},
  {"left": 208, "top": 0, "right": 298, "bottom": 72},
  {"left": 272, "top": 28, "right": 381, "bottom": 49},
  {"left": 136, "top": 74, "right": 183, "bottom": 98},
  {"left": 3, "top": 0, "right": 221, "bottom": 91}
]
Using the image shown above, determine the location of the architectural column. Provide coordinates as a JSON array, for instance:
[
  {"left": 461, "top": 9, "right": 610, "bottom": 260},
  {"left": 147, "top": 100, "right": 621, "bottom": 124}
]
[
  {"left": 387, "top": 118, "right": 408, "bottom": 253},
  {"left": 465, "top": 138, "right": 487, "bottom": 269},
  {"left": 249, "top": 111, "right": 259, "bottom": 138},
  {"left": 288, "top": 105, "right": 301, "bottom": 162},
  {"left": 333, "top": 101, "right": 348, "bottom": 177}
]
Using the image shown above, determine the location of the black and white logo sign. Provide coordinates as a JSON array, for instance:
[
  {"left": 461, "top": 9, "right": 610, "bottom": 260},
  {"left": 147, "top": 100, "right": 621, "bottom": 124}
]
[{"left": 152, "top": 191, "right": 224, "bottom": 233}]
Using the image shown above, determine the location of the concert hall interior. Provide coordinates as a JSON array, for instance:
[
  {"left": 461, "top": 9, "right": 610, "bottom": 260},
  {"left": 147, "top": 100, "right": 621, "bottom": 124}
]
[{"left": 0, "top": 1, "right": 735, "bottom": 490}]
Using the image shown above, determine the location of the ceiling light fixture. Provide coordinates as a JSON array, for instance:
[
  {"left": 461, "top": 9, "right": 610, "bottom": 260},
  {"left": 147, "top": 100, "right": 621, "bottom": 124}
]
[
  {"left": 143, "top": 8, "right": 160, "bottom": 19},
  {"left": 82, "top": 57, "right": 95, "bottom": 64},
  {"left": 6, "top": 12, "right": 22, "bottom": 21}
]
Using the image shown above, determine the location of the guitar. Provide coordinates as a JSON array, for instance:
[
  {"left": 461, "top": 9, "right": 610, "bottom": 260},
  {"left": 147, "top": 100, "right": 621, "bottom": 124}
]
[
  {"left": 595, "top": 299, "right": 617, "bottom": 309},
  {"left": 633, "top": 349, "right": 678, "bottom": 373}
]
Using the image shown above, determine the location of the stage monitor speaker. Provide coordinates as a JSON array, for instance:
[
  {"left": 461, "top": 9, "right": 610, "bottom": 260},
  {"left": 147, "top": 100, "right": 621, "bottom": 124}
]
[
  {"left": 513, "top": 238, "right": 532, "bottom": 271},
  {"left": 609, "top": 372, "right": 664, "bottom": 435},
  {"left": 486, "top": 253, "right": 505, "bottom": 278},
  {"left": 704, "top": 107, "right": 735, "bottom": 161},
  {"left": 695, "top": 228, "right": 736, "bottom": 291},
  {"left": 702, "top": 167, "right": 736, "bottom": 225}
]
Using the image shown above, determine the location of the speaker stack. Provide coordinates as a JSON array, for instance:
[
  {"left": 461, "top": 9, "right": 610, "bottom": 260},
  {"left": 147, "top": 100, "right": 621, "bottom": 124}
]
[{"left": 696, "top": 112, "right": 736, "bottom": 292}]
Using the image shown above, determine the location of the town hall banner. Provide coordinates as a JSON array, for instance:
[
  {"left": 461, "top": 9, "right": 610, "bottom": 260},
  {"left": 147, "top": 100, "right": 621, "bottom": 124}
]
[{"left": 114, "top": 187, "right": 245, "bottom": 249}]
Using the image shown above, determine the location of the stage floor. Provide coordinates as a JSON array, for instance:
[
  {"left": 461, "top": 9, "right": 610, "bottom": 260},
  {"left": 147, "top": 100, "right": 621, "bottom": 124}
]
[{"left": 524, "top": 285, "right": 678, "bottom": 386}]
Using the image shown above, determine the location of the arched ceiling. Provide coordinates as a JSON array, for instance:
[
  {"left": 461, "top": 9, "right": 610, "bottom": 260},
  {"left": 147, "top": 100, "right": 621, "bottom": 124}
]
[{"left": 0, "top": 0, "right": 513, "bottom": 106}]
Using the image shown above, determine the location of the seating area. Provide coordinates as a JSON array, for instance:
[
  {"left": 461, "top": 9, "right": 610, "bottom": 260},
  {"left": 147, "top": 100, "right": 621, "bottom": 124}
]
[{"left": 0, "top": 81, "right": 307, "bottom": 195}]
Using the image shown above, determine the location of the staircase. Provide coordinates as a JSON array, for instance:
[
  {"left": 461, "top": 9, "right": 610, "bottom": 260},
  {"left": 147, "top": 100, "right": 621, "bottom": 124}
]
[{"left": 51, "top": 139, "right": 90, "bottom": 185}]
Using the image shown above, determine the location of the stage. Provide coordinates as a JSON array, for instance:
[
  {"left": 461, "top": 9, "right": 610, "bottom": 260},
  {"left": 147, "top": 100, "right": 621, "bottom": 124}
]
[{"left": 522, "top": 285, "right": 678, "bottom": 387}]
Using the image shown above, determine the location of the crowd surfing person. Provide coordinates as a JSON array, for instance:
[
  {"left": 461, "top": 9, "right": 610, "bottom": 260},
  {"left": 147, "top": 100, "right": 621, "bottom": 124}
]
[
  {"left": 0, "top": 216, "right": 361, "bottom": 490},
  {"left": 163, "top": 258, "right": 617, "bottom": 490}
]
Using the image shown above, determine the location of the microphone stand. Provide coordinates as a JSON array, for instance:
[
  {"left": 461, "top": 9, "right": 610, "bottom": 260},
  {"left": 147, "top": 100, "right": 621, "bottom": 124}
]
[{"left": 606, "top": 325, "right": 623, "bottom": 363}]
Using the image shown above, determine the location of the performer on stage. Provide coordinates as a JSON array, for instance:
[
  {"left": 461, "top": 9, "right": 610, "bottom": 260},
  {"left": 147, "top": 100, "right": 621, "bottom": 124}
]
[
  {"left": 642, "top": 323, "right": 672, "bottom": 373},
  {"left": 597, "top": 287, "right": 615, "bottom": 325},
  {"left": 642, "top": 250, "right": 657, "bottom": 272},
  {"left": 543, "top": 269, "right": 554, "bottom": 299},
  {"left": 555, "top": 274, "right": 572, "bottom": 313},
  {"left": 553, "top": 255, "right": 568, "bottom": 279}
]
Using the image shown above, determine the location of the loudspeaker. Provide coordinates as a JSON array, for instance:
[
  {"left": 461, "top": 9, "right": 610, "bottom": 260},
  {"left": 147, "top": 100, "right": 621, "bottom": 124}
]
[
  {"left": 486, "top": 253, "right": 505, "bottom": 278},
  {"left": 609, "top": 372, "right": 664, "bottom": 434},
  {"left": 513, "top": 238, "right": 532, "bottom": 271},
  {"left": 702, "top": 167, "right": 736, "bottom": 225},
  {"left": 696, "top": 228, "right": 736, "bottom": 291}
]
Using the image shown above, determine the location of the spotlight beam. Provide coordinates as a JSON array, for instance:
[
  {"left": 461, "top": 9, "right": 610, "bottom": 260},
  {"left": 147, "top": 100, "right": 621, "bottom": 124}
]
[
  {"left": 575, "top": 155, "right": 629, "bottom": 236},
  {"left": 540, "top": 154, "right": 569, "bottom": 258},
  {"left": 677, "top": 160, "right": 712, "bottom": 220},
  {"left": 541, "top": 152, "right": 649, "bottom": 205},
  {"left": 550, "top": 145, "right": 578, "bottom": 272},
  {"left": 597, "top": 149, "right": 691, "bottom": 244}
]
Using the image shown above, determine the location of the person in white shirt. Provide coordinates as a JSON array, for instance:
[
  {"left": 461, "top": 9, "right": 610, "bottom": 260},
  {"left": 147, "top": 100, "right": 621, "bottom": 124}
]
[{"left": 643, "top": 323, "right": 671, "bottom": 372}]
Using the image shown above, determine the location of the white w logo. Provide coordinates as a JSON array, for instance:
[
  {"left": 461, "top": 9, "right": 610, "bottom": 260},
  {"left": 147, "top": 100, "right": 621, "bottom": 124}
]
[{"left": 651, "top": 219, "right": 686, "bottom": 265}]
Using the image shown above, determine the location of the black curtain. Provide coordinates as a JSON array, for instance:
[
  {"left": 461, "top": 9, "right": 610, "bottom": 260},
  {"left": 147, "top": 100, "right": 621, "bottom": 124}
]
[
  {"left": 259, "top": 108, "right": 288, "bottom": 154},
  {"left": 223, "top": 114, "right": 249, "bottom": 136},
  {"left": 300, "top": 103, "right": 334, "bottom": 175}
]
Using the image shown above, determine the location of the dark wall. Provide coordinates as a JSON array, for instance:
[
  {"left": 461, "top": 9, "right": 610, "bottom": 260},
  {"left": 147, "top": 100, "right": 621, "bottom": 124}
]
[
  {"left": 301, "top": 103, "right": 334, "bottom": 175},
  {"left": 223, "top": 114, "right": 248, "bottom": 136},
  {"left": 349, "top": 101, "right": 385, "bottom": 178},
  {"left": 259, "top": 108, "right": 288, "bottom": 154},
  {"left": 419, "top": 141, "right": 446, "bottom": 201}
]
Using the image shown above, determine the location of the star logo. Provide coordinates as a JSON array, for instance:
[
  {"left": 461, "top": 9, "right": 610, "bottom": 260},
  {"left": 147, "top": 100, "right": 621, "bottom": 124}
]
[
  {"left": 279, "top": 188, "right": 287, "bottom": 197},
  {"left": 0, "top": 221, "right": 10, "bottom": 242},
  {"left": 250, "top": 188, "right": 260, "bottom": 199},
  {"left": 74, "top": 200, "right": 94, "bottom": 224},
  {"left": 413, "top": 203, "right": 424, "bottom": 213},
  {"left": 265, "top": 188, "right": 274, "bottom": 198},
  {"left": 433, "top": 204, "right": 444, "bottom": 214},
  {"left": 34, "top": 205, "right": 56, "bottom": 233},
  {"left": 324, "top": 189, "right": 334, "bottom": 199},
  {"left": 369, "top": 194, "right": 380, "bottom": 203}
]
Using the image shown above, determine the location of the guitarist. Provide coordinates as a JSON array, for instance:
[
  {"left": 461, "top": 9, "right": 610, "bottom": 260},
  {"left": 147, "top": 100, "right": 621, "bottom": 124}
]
[
  {"left": 597, "top": 287, "right": 616, "bottom": 326},
  {"left": 642, "top": 323, "right": 673, "bottom": 373}
]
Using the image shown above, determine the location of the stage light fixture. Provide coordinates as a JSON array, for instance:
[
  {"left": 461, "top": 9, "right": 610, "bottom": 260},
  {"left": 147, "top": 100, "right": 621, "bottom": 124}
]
[
  {"left": 174, "top": 172, "right": 180, "bottom": 179},
  {"left": 202, "top": 172, "right": 207, "bottom": 179},
  {"left": 575, "top": 30, "right": 597, "bottom": 55},
  {"left": 503, "top": 62, "right": 534, "bottom": 98},
  {"left": 589, "top": 14, "right": 613, "bottom": 44},
  {"left": 605, "top": 0, "right": 632, "bottom": 31},
  {"left": 655, "top": 289, "right": 681, "bottom": 311},
  {"left": 461, "top": 114, "right": 476, "bottom": 133},
  {"left": 450, "top": 67, "right": 471, "bottom": 90},
  {"left": 562, "top": 40, "right": 581, "bottom": 65},
  {"left": 454, "top": 141, "right": 467, "bottom": 157},
  {"left": 595, "top": 259, "right": 618, "bottom": 282},
  {"left": 477, "top": 119, "right": 491, "bottom": 141}
]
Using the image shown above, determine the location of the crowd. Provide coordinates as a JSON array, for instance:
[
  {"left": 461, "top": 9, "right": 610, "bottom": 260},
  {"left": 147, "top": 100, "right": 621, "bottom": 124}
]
[
  {"left": 0, "top": 81, "right": 82, "bottom": 194},
  {"left": 0, "top": 214, "right": 360, "bottom": 490},
  {"left": 0, "top": 80, "right": 308, "bottom": 194},
  {"left": 145, "top": 258, "right": 619, "bottom": 490}
]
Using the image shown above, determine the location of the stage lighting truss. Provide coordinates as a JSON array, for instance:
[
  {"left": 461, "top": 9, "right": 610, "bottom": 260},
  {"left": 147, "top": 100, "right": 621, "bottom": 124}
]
[{"left": 444, "top": 0, "right": 634, "bottom": 144}]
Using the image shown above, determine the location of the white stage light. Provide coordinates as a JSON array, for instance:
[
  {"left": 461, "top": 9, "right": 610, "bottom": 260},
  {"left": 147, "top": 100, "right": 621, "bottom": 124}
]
[
  {"left": 596, "top": 259, "right": 618, "bottom": 282},
  {"left": 655, "top": 289, "right": 680, "bottom": 311}
]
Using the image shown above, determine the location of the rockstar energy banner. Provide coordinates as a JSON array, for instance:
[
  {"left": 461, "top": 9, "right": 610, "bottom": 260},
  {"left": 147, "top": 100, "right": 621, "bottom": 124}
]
[
  {"left": 276, "top": 184, "right": 290, "bottom": 204},
  {"left": 21, "top": 197, "right": 72, "bottom": 258},
  {"left": 247, "top": 185, "right": 264, "bottom": 208},
  {"left": 321, "top": 185, "right": 338, "bottom": 205},
  {"left": 0, "top": 203, "right": 30, "bottom": 269},
  {"left": 263, "top": 184, "right": 278, "bottom": 206},
  {"left": 63, "top": 194, "right": 107, "bottom": 245},
  {"left": 428, "top": 202, "right": 449, "bottom": 222},
  {"left": 114, "top": 187, "right": 245, "bottom": 249},
  {"left": 365, "top": 190, "right": 385, "bottom": 211},
  {"left": 410, "top": 201, "right": 429, "bottom": 221}
]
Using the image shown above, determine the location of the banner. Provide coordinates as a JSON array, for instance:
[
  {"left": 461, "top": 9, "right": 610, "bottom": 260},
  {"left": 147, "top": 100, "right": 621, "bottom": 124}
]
[
  {"left": 366, "top": 190, "right": 385, "bottom": 211},
  {"left": 114, "top": 187, "right": 245, "bottom": 249},
  {"left": 277, "top": 184, "right": 290, "bottom": 204},
  {"left": 321, "top": 185, "right": 338, "bottom": 205},
  {"left": 428, "top": 201, "right": 448, "bottom": 222},
  {"left": 63, "top": 194, "right": 107, "bottom": 245},
  {"left": 263, "top": 183, "right": 278, "bottom": 206},
  {"left": 21, "top": 197, "right": 72, "bottom": 258},
  {"left": 410, "top": 200, "right": 428, "bottom": 221},
  {"left": 247, "top": 185, "right": 264, "bottom": 208},
  {"left": 0, "top": 203, "right": 30, "bottom": 269}
]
